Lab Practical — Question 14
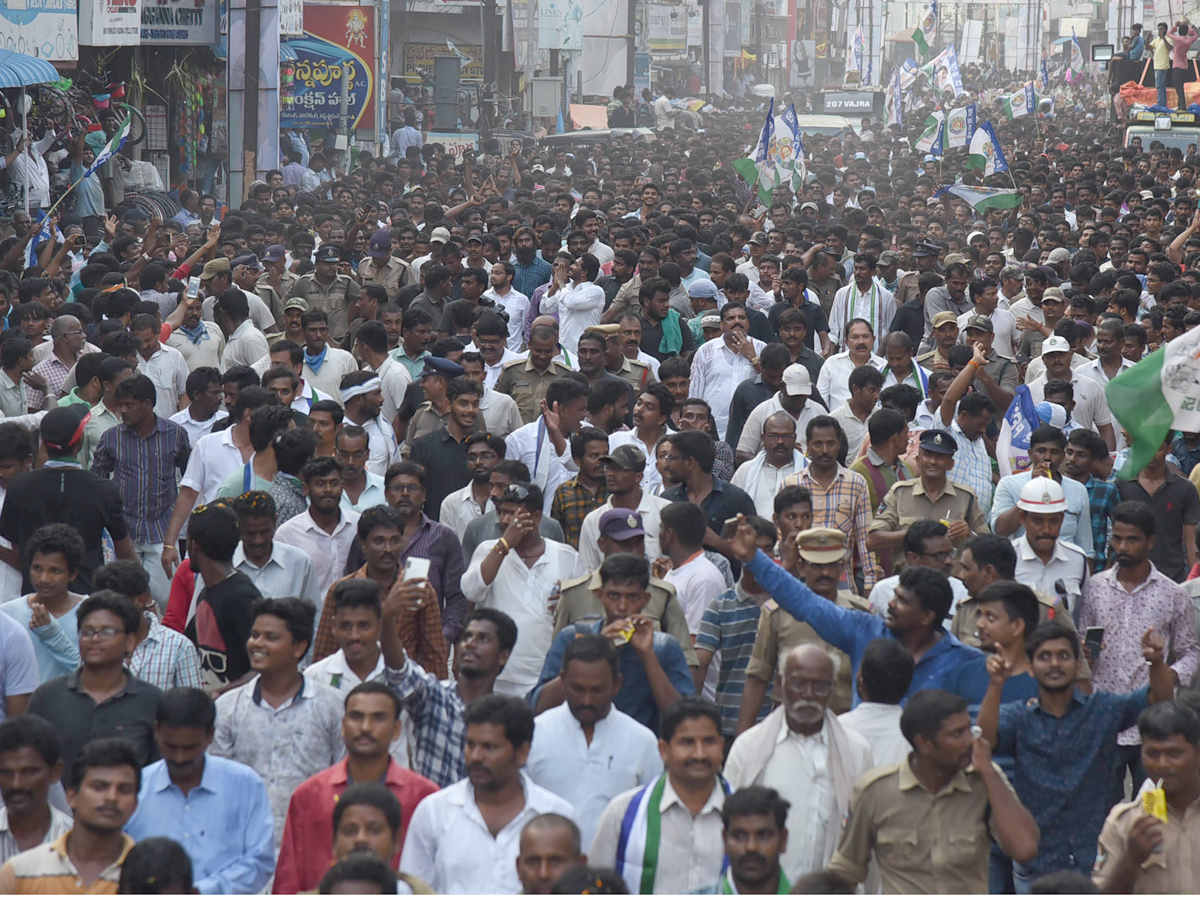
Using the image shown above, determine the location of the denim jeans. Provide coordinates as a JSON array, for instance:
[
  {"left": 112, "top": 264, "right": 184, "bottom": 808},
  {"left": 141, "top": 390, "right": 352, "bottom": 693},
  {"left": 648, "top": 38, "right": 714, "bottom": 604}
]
[
  {"left": 1156, "top": 69, "right": 1170, "bottom": 106},
  {"left": 1012, "top": 861, "right": 1037, "bottom": 894},
  {"left": 988, "top": 843, "right": 1015, "bottom": 894},
  {"left": 133, "top": 541, "right": 169, "bottom": 612}
]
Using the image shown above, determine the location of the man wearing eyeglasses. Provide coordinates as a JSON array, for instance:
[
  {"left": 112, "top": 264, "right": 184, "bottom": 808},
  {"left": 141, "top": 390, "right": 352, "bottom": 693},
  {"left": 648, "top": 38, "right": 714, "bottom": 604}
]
[
  {"left": 865, "top": 520, "right": 968, "bottom": 631},
  {"left": 725, "top": 643, "right": 873, "bottom": 885}
]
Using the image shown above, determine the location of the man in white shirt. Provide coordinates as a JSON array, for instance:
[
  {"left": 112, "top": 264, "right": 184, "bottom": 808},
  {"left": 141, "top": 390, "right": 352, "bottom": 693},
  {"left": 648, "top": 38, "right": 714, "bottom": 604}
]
[
  {"left": 169, "top": 368, "right": 228, "bottom": 446},
  {"left": 690, "top": 303, "right": 766, "bottom": 438},
  {"left": 274, "top": 457, "right": 362, "bottom": 601},
  {"left": 165, "top": 293, "right": 226, "bottom": 372},
  {"left": 732, "top": 412, "right": 808, "bottom": 518},
  {"left": 836, "top": 639, "right": 912, "bottom": 768},
  {"left": 866, "top": 520, "right": 970, "bottom": 627},
  {"left": 232, "top": 490, "right": 325, "bottom": 621},
  {"left": 483, "top": 263, "right": 530, "bottom": 352},
  {"left": 542, "top": 254, "right": 604, "bottom": 357},
  {"left": 466, "top": 313, "right": 523, "bottom": 389},
  {"left": 525, "top": 634, "right": 661, "bottom": 846},
  {"left": 725, "top": 644, "right": 874, "bottom": 883},
  {"left": 131, "top": 314, "right": 190, "bottom": 419},
  {"left": 659, "top": 501, "right": 727, "bottom": 637},
  {"left": 299, "top": 311, "right": 360, "bottom": 404},
  {"left": 590, "top": 697, "right": 728, "bottom": 893},
  {"left": 6, "top": 129, "right": 55, "bottom": 210},
  {"left": 1025, "top": 335, "right": 1117, "bottom": 451},
  {"left": 399, "top": 694, "right": 575, "bottom": 894},
  {"left": 828, "top": 255, "right": 896, "bottom": 354},
  {"left": 504, "top": 378, "right": 587, "bottom": 514},
  {"left": 829, "top": 364, "right": 882, "bottom": 460},
  {"left": 736, "top": 364, "right": 826, "bottom": 461},
  {"left": 462, "top": 482, "right": 587, "bottom": 697},
  {"left": 815, "top": 319, "right": 885, "bottom": 412},
  {"left": 654, "top": 88, "right": 679, "bottom": 130},
  {"left": 577, "top": 445, "right": 669, "bottom": 570},
  {"left": 958, "top": 278, "right": 1018, "bottom": 359},
  {"left": 214, "top": 289, "right": 271, "bottom": 371}
]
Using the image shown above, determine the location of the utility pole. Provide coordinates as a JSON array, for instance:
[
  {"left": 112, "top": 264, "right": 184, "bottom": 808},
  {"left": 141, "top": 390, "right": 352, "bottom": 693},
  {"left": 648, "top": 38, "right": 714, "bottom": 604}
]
[
  {"left": 702, "top": 0, "right": 710, "bottom": 94},
  {"left": 756, "top": 1, "right": 764, "bottom": 80},
  {"left": 627, "top": 0, "right": 637, "bottom": 85}
]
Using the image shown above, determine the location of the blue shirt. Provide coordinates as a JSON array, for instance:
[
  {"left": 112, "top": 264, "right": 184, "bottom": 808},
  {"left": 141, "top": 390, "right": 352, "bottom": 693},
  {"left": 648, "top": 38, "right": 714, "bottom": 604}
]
[
  {"left": 513, "top": 256, "right": 553, "bottom": 300},
  {"left": 994, "top": 686, "right": 1150, "bottom": 876},
  {"left": 533, "top": 619, "right": 695, "bottom": 735},
  {"left": 1130, "top": 32, "right": 1145, "bottom": 60},
  {"left": 944, "top": 660, "right": 1038, "bottom": 783},
  {"left": 125, "top": 754, "right": 276, "bottom": 894},
  {"left": 745, "top": 550, "right": 982, "bottom": 706}
]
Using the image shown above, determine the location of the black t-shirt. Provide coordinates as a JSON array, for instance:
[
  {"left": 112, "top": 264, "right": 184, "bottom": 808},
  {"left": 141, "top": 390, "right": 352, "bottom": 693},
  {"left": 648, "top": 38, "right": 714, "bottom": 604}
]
[
  {"left": 889, "top": 301, "right": 926, "bottom": 349},
  {"left": 0, "top": 467, "right": 129, "bottom": 593},
  {"left": 410, "top": 426, "right": 470, "bottom": 520},
  {"left": 186, "top": 571, "right": 262, "bottom": 689}
]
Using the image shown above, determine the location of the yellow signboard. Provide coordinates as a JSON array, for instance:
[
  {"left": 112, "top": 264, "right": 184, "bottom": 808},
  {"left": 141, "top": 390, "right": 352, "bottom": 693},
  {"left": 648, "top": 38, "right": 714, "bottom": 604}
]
[{"left": 404, "top": 43, "right": 484, "bottom": 81}]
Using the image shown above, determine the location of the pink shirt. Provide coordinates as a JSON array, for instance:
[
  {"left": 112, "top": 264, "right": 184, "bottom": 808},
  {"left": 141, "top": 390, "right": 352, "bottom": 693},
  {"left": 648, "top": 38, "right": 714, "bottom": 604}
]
[{"left": 1172, "top": 30, "right": 1197, "bottom": 67}]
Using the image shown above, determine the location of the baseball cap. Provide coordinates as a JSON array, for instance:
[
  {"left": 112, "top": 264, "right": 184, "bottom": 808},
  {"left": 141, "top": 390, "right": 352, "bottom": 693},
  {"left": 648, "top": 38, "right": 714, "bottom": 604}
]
[
  {"left": 1040, "top": 335, "right": 1072, "bottom": 357},
  {"left": 878, "top": 250, "right": 900, "bottom": 266},
  {"left": 748, "top": 231, "right": 769, "bottom": 247},
  {"left": 598, "top": 508, "right": 645, "bottom": 541},
  {"left": 367, "top": 228, "right": 392, "bottom": 259},
  {"left": 1047, "top": 247, "right": 1072, "bottom": 264},
  {"left": 931, "top": 311, "right": 959, "bottom": 329},
  {"left": 41, "top": 405, "right": 91, "bottom": 453},
  {"left": 430, "top": 226, "right": 452, "bottom": 244},
  {"left": 1017, "top": 476, "right": 1068, "bottom": 513},
  {"left": 800, "top": 201, "right": 819, "bottom": 213},
  {"left": 600, "top": 445, "right": 647, "bottom": 471},
  {"left": 963, "top": 315, "right": 994, "bottom": 334},
  {"left": 700, "top": 315, "right": 721, "bottom": 330},
  {"left": 781, "top": 364, "right": 812, "bottom": 397},
  {"left": 687, "top": 279, "right": 719, "bottom": 299},
  {"left": 199, "top": 258, "right": 230, "bottom": 281},
  {"left": 283, "top": 297, "right": 309, "bottom": 312},
  {"left": 795, "top": 527, "right": 849, "bottom": 564},
  {"left": 465, "top": 233, "right": 483, "bottom": 245}
]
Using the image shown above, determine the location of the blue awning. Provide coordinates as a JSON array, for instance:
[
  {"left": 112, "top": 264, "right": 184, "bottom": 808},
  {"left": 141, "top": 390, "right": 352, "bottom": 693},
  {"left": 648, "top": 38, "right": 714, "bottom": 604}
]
[
  {"left": 0, "top": 50, "right": 59, "bottom": 89},
  {"left": 280, "top": 43, "right": 298, "bottom": 62}
]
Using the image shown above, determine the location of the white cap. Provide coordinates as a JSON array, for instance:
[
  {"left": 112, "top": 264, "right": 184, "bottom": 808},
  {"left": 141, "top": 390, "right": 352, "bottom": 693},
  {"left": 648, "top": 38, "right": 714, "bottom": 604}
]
[
  {"left": 1017, "top": 476, "right": 1068, "bottom": 514},
  {"left": 782, "top": 364, "right": 812, "bottom": 397},
  {"left": 1040, "top": 335, "right": 1072, "bottom": 357}
]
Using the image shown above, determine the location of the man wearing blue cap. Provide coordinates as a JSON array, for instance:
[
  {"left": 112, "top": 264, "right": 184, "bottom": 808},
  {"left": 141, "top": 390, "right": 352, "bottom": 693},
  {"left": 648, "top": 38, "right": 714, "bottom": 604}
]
[
  {"left": 868, "top": 428, "right": 990, "bottom": 569},
  {"left": 358, "top": 228, "right": 414, "bottom": 302}
]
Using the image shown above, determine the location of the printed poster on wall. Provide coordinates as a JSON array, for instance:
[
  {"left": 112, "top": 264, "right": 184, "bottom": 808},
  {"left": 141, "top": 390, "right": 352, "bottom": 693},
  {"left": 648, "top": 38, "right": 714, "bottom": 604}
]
[
  {"left": 80, "top": 0, "right": 141, "bottom": 46},
  {"left": 0, "top": 0, "right": 78, "bottom": 61},
  {"left": 280, "top": 4, "right": 376, "bottom": 130}
]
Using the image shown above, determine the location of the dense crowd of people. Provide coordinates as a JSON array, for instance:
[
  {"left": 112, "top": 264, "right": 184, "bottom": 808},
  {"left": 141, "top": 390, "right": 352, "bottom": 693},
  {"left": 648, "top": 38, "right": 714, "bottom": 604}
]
[{"left": 0, "top": 66, "right": 1199, "bottom": 895}]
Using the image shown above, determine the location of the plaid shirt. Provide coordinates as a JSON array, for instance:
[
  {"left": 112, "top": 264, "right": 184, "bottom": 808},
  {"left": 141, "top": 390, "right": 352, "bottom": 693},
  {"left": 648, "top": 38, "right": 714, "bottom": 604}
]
[
  {"left": 91, "top": 416, "right": 191, "bottom": 544},
  {"left": 128, "top": 613, "right": 205, "bottom": 690},
  {"left": 783, "top": 464, "right": 882, "bottom": 593},
  {"left": 317, "top": 566, "right": 448, "bottom": 679},
  {"left": 384, "top": 653, "right": 467, "bottom": 787},
  {"left": 1082, "top": 474, "right": 1120, "bottom": 567},
  {"left": 949, "top": 418, "right": 995, "bottom": 518},
  {"left": 550, "top": 478, "right": 608, "bottom": 548}
]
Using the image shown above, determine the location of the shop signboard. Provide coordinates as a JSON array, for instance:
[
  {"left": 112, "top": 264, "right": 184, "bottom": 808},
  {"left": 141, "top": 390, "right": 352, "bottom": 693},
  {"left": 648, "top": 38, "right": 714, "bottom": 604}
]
[
  {"left": 424, "top": 132, "right": 480, "bottom": 156},
  {"left": 0, "top": 0, "right": 78, "bottom": 61},
  {"left": 80, "top": 0, "right": 141, "bottom": 46},
  {"left": 141, "top": 0, "right": 219, "bottom": 44},
  {"left": 280, "top": 4, "right": 376, "bottom": 130},
  {"left": 405, "top": 42, "right": 484, "bottom": 81}
]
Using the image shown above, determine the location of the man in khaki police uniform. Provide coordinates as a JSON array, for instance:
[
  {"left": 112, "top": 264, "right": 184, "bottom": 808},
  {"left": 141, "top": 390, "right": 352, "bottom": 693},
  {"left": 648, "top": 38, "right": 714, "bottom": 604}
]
[
  {"left": 293, "top": 244, "right": 360, "bottom": 343},
  {"left": 495, "top": 323, "right": 575, "bottom": 423},
  {"left": 736, "top": 528, "right": 868, "bottom": 733}
]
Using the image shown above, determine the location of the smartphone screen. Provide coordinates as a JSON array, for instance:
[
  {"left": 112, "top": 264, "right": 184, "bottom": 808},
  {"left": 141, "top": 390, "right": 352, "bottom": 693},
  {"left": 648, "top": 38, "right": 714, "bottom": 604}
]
[{"left": 405, "top": 557, "right": 431, "bottom": 582}]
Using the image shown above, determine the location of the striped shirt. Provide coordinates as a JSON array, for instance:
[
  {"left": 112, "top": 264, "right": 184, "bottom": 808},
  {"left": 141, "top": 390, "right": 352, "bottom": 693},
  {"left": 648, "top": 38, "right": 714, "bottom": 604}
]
[
  {"left": 695, "top": 587, "right": 773, "bottom": 735},
  {"left": 0, "top": 831, "right": 134, "bottom": 894},
  {"left": 0, "top": 806, "right": 72, "bottom": 867},
  {"left": 128, "top": 613, "right": 204, "bottom": 691},
  {"left": 1080, "top": 474, "right": 1119, "bottom": 567},
  {"left": 90, "top": 417, "right": 191, "bottom": 544}
]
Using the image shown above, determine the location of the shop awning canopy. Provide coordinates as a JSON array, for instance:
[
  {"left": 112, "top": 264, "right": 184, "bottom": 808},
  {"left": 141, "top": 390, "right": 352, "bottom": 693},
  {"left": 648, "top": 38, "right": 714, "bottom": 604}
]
[
  {"left": 280, "top": 43, "right": 298, "bottom": 62},
  {"left": 0, "top": 50, "right": 59, "bottom": 89}
]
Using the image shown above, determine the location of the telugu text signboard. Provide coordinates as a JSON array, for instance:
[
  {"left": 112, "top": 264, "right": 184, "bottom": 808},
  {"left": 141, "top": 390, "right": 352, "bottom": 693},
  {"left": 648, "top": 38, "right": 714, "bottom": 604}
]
[
  {"left": 404, "top": 42, "right": 484, "bottom": 81},
  {"left": 280, "top": 4, "right": 376, "bottom": 131}
]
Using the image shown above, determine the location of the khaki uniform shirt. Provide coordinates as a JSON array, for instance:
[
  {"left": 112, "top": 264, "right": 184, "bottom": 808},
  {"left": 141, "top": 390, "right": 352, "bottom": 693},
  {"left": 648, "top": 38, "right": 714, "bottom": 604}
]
[
  {"left": 358, "top": 255, "right": 415, "bottom": 300},
  {"left": 916, "top": 347, "right": 952, "bottom": 370},
  {"left": 552, "top": 570, "right": 699, "bottom": 667},
  {"left": 810, "top": 275, "right": 844, "bottom": 317},
  {"left": 292, "top": 273, "right": 359, "bottom": 342},
  {"left": 745, "top": 588, "right": 868, "bottom": 715},
  {"left": 870, "top": 478, "right": 989, "bottom": 571},
  {"left": 951, "top": 589, "right": 1092, "bottom": 679},
  {"left": 828, "top": 756, "right": 1016, "bottom": 894},
  {"left": 1093, "top": 795, "right": 1200, "bottom": 893},
  {"left": 609, "top": 356, "right": 654, "bottom": 393},
  {"left": 978, "top": 351, "right": 1020, "bottom": 394},
  {"left": 894, "top": 270, "right": 922, "bottom": 307},
  {"left": 495, "top": 358, "right": 576, "bottom": 424}
]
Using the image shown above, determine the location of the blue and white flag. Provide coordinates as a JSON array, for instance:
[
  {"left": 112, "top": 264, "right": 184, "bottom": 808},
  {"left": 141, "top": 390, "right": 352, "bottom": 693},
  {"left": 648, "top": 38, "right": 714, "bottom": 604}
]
[
  {"left": 887, "top": 66, "right": 904, "bottom": 127},
  {"left": 83, "top": 117, "right": 131, "bottom": 179},
  {"left": 1070, "top": 29, "right": 1086, "bottom": 73},
  {"left": 26, "top": 211, "right": 63, "bottom": 270},
  {"left": 1040, "top": 55, "right": 1050, "bottom": 91},
  {"left": 967, "top": 121, "right": 1009, "bottom": 175},
  {"left": 915, "top": 110, "right": 945, "bottom": 157},
  {"left": 997, "top": 384, "right": 1040, "bottom": 477},
  {"left": 931, "top": 45, "right": 965, "bottom": 96},
  {"left": 943, "top": 103, "right": 976, "bottom": 148},
  {"left": 900, "top": 57, "right": 919, "bottom": 89}
]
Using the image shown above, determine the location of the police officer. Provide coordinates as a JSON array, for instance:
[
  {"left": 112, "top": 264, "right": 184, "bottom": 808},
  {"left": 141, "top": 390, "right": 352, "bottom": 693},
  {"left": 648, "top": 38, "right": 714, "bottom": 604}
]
[
  {"left": 293, "top": 244, "right": 360, "bottom": 344},
  {"left": 868, "top": 429, "right": 990, "bottom": 570},
  {"left": 495, "top": 322, "right": 575, "bottom": 424}
]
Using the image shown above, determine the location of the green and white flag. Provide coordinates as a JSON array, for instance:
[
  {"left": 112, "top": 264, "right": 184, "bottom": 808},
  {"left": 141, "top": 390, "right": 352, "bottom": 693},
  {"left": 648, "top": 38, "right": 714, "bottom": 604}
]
[
  {"left": 915, "top": 111, "right": 945, "bottom": 155},
  {"left": 912, "top": 0, "right": 937, "bottom": 56},
  {"left": 1002, "top": 83, "right": 1036, "bottom": 119},
  {"left": 1106, "top": 333, "right": 1200, "bottom": 477},
  {"left": 933, "top": 184, "right": 1022, "bottom": 212},
  {"left": 967, "top": 121, "right": 1009, "bottom": 175},
  {"left": 731, "top": 98, "right": 777, "bottom": 206}
]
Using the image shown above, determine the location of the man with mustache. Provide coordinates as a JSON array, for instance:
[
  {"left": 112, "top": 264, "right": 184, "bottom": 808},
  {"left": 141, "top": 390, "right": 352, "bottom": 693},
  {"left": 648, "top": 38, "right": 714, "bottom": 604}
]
[
  {"left": 274, "top": 682, "right": 439, "bottom": 893},
  {"left": 725, "top": 644, "right": 873, "bottom": 883},
  {"left": 827, "top": 690, "right": 1039, "bottom": 893},
  {"left": 516, "top": 814, "right": 587, "bottom": 895},
  {"left": 0, "top": 716, "right": 70, "bottom": 865},
  {"left": 978, "top": 620, "right": 1176, "bottom": 888},
  {"left": 0, "top": 738, "right": 142, "bottom": 894},
  {"left": 1093, "top": 700, "right": 1200, "bottom": 893},
  {"left": 399, "top": 694, "right": 574, "bottom": 894},
  {"left": 320, "top": 784, "right": 435, "bottom": 893},
  {"left": 124, "top": 688, "right": 274, "bottom": 893},
  {"left": 590, "top": 697, "right": 728, "bottom": 893},
  {"left": 709, "top": 787, "right": 792, "bottom": 894},
  {"left": 525, "top": 635, "right": 661, "bottom": 846}
]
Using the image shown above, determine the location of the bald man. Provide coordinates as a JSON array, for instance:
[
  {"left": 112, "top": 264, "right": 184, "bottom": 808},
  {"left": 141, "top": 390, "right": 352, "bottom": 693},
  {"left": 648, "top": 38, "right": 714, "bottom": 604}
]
[
  {"left": 724, "top": 645, "right": 874, "bottom": 883},
  {"left": 516, "top": 813, "right": 587, "bottom": 894}
]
